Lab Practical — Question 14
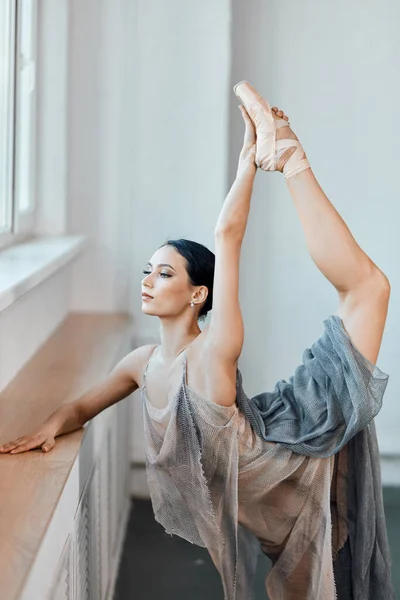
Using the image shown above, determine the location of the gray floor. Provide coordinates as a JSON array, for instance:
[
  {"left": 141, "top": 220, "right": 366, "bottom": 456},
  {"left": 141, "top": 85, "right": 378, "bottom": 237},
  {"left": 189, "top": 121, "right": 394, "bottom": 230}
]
[{"left": 114, "top": 487, "right": 400, "bottom": 599}]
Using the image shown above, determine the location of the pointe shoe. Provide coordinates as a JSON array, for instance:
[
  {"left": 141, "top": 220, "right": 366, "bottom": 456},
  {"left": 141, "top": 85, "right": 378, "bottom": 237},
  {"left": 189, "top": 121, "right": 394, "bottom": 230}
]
[{"left": 233, "top": 80, "right": 310, "bottom": 179}]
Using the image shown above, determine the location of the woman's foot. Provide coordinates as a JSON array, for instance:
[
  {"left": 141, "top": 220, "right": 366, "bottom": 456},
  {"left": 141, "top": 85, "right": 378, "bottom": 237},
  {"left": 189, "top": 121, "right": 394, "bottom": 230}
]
[
  {"left": 270, "top": 106, "right": 304, "bottom": 173},
  {"left": 233, "top": 81, "right": 311, "bottom": 179}
]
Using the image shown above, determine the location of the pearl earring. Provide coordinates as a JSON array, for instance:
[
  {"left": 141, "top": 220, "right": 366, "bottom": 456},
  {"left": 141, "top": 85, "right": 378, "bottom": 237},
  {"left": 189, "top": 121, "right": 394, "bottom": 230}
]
[{"left": 190, "top": 302, "right": 194, "bottom": 308}]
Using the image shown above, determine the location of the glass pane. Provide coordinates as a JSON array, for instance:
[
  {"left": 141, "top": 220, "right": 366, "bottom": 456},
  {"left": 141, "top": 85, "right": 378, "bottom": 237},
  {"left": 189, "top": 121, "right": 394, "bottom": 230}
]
[
  {"left": 16, "top": 62, "right": 33, "bottom": 212},
  {"left": 15, "top": 0, "right": 35, "bottom": 213},
  {"left": 0, "top": 0, "right": 16, "bottom": 233},
  {"left": 20, "top": 0, "right": 33, "bottom": 59}
]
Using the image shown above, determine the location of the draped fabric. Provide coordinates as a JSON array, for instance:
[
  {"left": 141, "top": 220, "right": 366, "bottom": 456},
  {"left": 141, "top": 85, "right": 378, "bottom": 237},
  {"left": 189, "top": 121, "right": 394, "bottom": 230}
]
[{"left": 141, "top": 315, "right": 396, "bottom": 599}]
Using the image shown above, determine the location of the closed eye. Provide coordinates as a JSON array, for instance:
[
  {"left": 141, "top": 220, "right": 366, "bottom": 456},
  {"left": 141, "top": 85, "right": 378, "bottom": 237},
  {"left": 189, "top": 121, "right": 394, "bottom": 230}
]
[{"left": 142, "top": 270, "right": 171, "bottom": 278}]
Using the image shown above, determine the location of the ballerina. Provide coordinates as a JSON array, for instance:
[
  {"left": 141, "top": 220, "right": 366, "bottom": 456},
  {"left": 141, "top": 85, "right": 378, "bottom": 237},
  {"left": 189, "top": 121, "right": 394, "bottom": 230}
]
[
  {"left": 0, "top": 82, "right": 395, "bottom": 600},
  {"left": 135, "top": 82, "right": 394, "bottom": 600}
]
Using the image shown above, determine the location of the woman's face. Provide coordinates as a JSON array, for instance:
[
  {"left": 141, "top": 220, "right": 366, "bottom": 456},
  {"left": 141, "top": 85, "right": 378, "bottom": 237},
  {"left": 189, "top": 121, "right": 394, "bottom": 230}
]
[{"left": 141, "top": 245, "right": 206, "bottom": 318}]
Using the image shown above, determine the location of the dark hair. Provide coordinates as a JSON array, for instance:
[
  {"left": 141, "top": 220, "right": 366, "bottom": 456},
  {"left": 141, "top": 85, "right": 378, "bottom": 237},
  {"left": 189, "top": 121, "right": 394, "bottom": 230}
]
[{"left": 159, "top": 238, "right": 215, "bottom": 321}]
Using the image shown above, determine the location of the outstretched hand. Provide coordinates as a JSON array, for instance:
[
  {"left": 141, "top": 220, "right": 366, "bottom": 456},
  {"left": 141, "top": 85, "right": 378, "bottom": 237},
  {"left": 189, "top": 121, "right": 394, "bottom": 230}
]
[{"left": 238, "top": 104, "right": 257, "bottom": 170}]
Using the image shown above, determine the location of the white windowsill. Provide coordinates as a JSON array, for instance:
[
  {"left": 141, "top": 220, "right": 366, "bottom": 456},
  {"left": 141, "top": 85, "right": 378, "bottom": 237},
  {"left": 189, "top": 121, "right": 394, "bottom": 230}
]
[{"left": 0, "top": 235, "right": 86, "bottom": 313}]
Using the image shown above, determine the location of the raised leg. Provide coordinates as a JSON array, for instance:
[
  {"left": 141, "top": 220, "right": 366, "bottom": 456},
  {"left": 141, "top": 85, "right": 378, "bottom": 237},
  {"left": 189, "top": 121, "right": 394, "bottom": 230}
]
[{"left": 283, "top": 146, "right": 390, "bottom": 366}]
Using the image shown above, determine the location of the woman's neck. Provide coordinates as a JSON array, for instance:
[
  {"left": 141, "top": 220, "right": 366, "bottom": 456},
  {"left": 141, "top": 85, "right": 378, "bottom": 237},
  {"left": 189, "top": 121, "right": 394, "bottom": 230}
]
[{"left": 157, "top": 320, "right": 202, "bottom": 363}]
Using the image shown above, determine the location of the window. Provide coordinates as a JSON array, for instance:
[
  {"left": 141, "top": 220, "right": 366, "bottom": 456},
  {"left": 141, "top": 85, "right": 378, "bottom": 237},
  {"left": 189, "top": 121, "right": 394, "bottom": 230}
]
[
  {"left": 0, "top": 0, "right": 16, "bottom": 238},
  {"left": 0, "top": 0, "right": 37, "bottom": 251}
]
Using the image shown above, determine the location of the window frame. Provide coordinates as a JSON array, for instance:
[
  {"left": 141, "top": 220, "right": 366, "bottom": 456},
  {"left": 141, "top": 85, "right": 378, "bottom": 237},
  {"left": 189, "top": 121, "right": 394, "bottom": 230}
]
[{"left": 0, "top": 0, "right": 38, "bottom": 252}]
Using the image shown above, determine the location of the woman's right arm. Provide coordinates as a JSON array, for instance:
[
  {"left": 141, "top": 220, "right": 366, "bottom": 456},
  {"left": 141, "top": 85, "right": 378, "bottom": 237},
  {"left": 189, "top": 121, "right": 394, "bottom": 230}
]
[{"left": 0, "top": 345, "right": 151, "bottom": 454}]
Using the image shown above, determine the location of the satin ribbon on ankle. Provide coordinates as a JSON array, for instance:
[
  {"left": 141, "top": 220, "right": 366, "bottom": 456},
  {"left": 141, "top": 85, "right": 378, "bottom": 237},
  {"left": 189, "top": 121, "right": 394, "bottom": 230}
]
[{"left": 234, "top": 81, "right": 311, "bottom": 179}]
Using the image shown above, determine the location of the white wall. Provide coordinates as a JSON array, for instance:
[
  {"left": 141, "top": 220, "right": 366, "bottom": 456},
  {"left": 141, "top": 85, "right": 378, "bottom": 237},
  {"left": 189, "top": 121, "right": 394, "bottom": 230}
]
[
  {"left": 0, "top": 270, "right": 71, "bottom": 392},
  {"left": 67, "top": 0, "right": 135, "bottom": 313},
  {"left": 229, "top": 0, "right": 400, "bottom": 455}
]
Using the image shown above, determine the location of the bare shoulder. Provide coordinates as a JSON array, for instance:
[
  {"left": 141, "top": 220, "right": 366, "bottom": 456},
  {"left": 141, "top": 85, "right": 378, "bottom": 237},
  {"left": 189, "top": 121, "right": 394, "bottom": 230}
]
[{"left": 120, "top": 343, "right": 158, "bottom": 388}]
